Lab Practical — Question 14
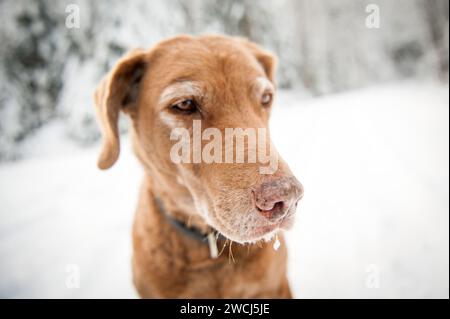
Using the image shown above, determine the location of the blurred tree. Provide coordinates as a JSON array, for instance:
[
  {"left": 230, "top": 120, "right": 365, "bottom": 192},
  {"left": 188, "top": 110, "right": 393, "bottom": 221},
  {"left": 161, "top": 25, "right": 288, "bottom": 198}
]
[
  {"left": 423, "top": 0, "right": 449, "bottom": 80},
  {"left": 0, "top": 0, "right": 448, "bottom": 159}
]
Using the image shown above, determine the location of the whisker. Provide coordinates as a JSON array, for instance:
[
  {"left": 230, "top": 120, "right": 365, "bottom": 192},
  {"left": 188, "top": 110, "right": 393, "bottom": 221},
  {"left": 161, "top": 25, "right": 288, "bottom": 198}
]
[
  {"left": 228, "top": 241, "right": 235, "bottom": 264},
  {"left": 218, "top": 239, "right": 228, "bottom": 257}
]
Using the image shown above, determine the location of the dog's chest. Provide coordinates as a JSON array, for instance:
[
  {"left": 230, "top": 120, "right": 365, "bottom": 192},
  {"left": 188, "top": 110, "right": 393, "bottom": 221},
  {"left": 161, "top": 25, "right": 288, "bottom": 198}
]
[{"left": 134, "top": 231, "right": 288, "bottom": 298}]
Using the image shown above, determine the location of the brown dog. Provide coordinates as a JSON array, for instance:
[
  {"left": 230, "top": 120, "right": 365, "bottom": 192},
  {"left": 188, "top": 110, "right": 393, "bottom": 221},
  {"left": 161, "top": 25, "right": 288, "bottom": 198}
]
[{"left": 94, "top": 35, "right": 303, "bottom": 298}]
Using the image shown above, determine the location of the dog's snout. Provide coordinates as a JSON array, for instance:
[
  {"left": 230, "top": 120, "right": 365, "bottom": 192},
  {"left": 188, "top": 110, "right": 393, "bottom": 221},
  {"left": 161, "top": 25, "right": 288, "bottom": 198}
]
[{"left": 252, "top": 177, "right": 303, "bottom": 222}]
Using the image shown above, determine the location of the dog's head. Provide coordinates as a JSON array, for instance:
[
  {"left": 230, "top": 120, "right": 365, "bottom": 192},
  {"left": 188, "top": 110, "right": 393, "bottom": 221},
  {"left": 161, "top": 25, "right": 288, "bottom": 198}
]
[{"left": 94, "top": 35, "right": 303, "bottom": 243}]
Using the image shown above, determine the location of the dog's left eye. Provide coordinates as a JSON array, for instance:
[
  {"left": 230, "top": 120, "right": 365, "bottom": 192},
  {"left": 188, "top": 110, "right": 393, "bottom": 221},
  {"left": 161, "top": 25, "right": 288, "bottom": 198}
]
[
  {"left": 261, "top": 92, "right": 273, "bottom": 107},
  {"left": 171, "top": 99, "right": 197, "bottom": 114}
]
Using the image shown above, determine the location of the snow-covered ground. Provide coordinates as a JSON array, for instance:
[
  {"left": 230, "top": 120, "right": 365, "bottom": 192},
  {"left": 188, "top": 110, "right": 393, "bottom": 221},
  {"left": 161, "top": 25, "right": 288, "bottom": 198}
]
[{"left": 0, "top": 81, "right": 448, "bottom": 298}]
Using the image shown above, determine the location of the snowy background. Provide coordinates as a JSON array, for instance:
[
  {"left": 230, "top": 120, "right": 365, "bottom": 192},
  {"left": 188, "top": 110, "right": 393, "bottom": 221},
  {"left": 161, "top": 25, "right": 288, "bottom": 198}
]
[{"left": 0, "top": 0, "right": 448, "bottom": 298}]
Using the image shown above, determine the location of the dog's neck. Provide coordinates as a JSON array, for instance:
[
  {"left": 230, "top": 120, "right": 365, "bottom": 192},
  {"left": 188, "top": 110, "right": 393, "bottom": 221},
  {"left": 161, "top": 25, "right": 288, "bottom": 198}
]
[
  {"left": 143, "top": 172, "right": 229, "bottom": 259},
  {"left": 143, "top": 171, "right": 213, "bottom": 236}
]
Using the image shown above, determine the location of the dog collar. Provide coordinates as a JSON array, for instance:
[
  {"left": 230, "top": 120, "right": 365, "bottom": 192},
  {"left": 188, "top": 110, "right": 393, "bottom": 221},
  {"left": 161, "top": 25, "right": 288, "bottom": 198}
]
[{"left": 154, "top": 196, "right": 226, "bottom": 258}]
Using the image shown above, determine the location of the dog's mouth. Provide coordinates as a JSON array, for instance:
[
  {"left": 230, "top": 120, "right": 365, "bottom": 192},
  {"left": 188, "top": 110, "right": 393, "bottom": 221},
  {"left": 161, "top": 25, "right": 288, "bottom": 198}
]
[
  {"left": 210, "top": 209, "right": 296, "bottom": 244},
  {"left": 252, "top": 213, "right": 295, "bottom": 239}
]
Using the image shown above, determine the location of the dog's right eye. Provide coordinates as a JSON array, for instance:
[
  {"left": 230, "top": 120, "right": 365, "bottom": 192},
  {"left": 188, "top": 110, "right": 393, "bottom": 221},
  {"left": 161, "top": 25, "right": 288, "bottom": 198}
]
[{"left": 171, "top": 99, "right": 197, "bottom": 114}]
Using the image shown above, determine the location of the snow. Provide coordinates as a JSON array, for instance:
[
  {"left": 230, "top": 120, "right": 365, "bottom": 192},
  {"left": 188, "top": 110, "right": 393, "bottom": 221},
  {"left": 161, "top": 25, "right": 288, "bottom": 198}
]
[{"left": 0, "top": 81, "right": 448, "bottom": 298}]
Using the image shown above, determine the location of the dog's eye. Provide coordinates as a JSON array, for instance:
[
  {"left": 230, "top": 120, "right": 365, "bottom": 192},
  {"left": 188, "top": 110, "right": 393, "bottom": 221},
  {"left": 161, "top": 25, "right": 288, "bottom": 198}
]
[
  {"left": 261, "top": 92, "right": 273, "bottom": 107},
  {"left": 171, "top": 99, "right": 197, "bottom": 113}
]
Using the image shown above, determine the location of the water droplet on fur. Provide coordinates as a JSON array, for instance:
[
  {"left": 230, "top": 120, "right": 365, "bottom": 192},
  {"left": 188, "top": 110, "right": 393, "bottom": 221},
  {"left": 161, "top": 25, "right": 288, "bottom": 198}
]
[{"left": 273, "top": 235, "right": 281, "bottom": 251}]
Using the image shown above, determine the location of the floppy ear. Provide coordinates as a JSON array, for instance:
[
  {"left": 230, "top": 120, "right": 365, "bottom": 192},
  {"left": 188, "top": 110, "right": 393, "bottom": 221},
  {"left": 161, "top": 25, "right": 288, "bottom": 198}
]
[
  {"left": 94, "top": 49, "right": 147, "bottom": 170},
  {"left": 240, "top": 39, "right": 277, "bottom": 81}
]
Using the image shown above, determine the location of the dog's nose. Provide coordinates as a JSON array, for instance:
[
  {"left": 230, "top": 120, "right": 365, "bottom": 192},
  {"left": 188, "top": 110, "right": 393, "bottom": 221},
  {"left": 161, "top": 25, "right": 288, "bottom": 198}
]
[{"left": 252, "top": 177, "right": 303, "bottom": 222}]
